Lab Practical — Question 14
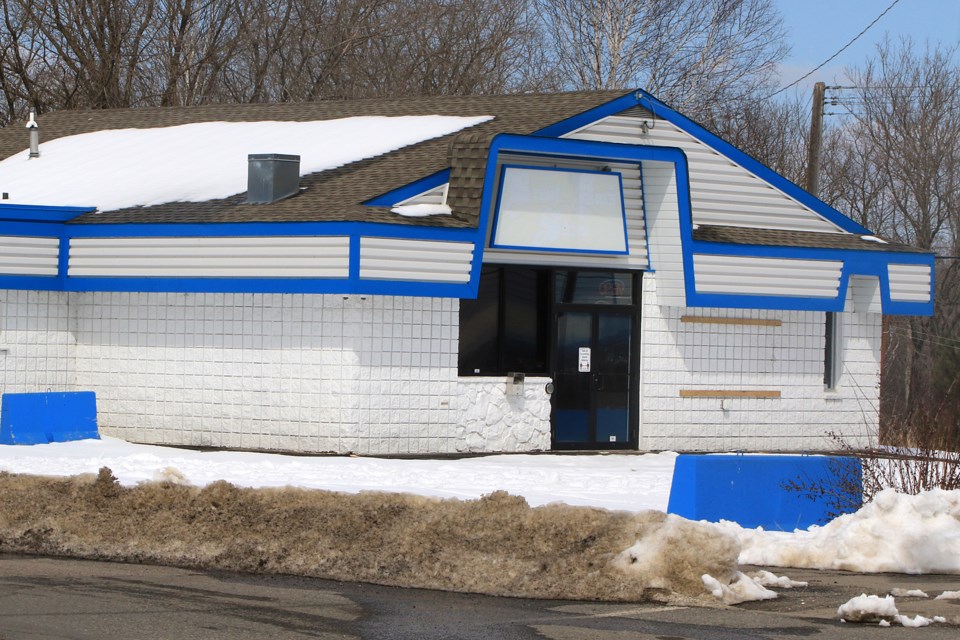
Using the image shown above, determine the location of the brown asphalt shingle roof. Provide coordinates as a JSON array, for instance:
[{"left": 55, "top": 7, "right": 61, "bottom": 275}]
[
  {"left": 0, "top": 92, "right": 629, "bottom": 227},
  {"left": 693, "top": 225, "right": 930, "bottom": 253}
]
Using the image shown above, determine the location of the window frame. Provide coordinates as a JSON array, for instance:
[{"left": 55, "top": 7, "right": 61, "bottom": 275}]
[{"left": 824, "top": 311, "right": 842, "bottom": 390}]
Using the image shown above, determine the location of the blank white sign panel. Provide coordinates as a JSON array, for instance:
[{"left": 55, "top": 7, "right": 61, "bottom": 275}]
[{"left": 493, "top": 166, "right": 628, "bottom": 253}]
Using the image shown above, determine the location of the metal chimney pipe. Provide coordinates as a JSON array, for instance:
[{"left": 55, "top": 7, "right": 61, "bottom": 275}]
[{"left": 26, "top": 111, "right": 39, "bottom": 159}]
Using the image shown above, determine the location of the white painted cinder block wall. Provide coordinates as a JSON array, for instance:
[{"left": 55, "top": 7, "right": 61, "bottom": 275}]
[
  {"left": 0, "top": 281, "right": 879, "bottom": 454},
  {"left": 0, "top": 290, "right": 75, "bottom": 394},
  {"left": 0, "top": 289, "right": 551, "bottom": 455},
  {"left": 639, "top": 275, "right": 882, "bottom": 451}
]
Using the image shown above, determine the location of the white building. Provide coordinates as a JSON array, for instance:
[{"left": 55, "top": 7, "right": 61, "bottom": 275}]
[{"left": 0, "top": 90, "right": 934, "bottom": 454}]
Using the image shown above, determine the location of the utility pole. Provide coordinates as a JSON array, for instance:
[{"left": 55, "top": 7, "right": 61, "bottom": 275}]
[{"left": 804, "top": 81, "right": 826, "bottom": 196}]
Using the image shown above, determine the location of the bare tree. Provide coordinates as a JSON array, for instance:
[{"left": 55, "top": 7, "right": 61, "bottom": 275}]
[
  {"left": 536, "top": 0, "right": 787, "bottom": 115},
  {"left": 144, "top": 0, "right": 244, "bottom": 106},
  {"left": 822, "top": 39, "right": 960, "bottom": 443}
]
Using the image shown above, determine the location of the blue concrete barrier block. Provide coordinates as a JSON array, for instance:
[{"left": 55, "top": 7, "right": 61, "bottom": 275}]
[
  {"left": 0, "top": 391, "right": 99, "bottom": 445},
  {"left": 667, "top": 454, "right": 861, "bottom": 530}
]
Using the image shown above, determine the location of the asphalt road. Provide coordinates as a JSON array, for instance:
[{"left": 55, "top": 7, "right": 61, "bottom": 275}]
[{"left": 1, "top": 555, "right": 958, "bottom": 639}]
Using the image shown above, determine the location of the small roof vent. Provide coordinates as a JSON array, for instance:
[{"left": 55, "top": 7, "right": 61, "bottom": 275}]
[{"left": 247, "top": 153, "right": 300, "bottom": 204}]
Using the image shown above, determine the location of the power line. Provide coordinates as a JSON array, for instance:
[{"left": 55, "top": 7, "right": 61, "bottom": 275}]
[{"left": 764, "top": 0, "right": 903, "bottom": 100}]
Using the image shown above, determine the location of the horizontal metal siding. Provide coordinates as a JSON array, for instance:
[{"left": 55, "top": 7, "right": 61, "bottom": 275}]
[
  {"left": 567, "top": 116, "right": 842, "bottom": 233},
  {"left": 0, "top": 236, "right": 60, "bottom": 276},
  {"left": 694, "top": 254, "right": 843, "bottom": 297},
  {"left": 398, "top": 183, "right": 447, "bottom": 206},
  {"left": 68, "top": 236, "right": 350, "bottom": 278},
  {"left": 643, "top": 162, "right": 685, "bottom": 306},
  {"left": 484, "top": 153, "right": 648, "bottom": 269},
  {"left": 888, "top": 264, "right": 931, "bottom": 302},
  {"left": 360, "top": 237, "right": 473, "bottom": 283}
]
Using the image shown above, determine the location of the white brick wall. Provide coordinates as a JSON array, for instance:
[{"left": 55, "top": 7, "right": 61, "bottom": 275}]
[
  {"left": 65, "top": 292, "right": 466, "bottom": 455},
  {"left": 0, "top": 290, "right": 75, "bottom": 394},
  {"left": 0, "top": 289, "right": 548, "bottom": 455},
  {"left": 0, "top": 281, "right": 882, "bottom": 455},
  {"left": 640, "top": 275, "right": 881, "bottom": 451}
]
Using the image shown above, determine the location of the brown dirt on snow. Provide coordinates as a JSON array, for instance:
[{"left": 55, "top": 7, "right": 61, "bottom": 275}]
[{"left": 0, "top": 468, "right": 735, "bottom": 603}]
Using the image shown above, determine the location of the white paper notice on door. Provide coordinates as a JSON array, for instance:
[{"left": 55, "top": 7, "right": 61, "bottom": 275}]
[{"left": 578, "top": 347, "right": 591, "bottom": 373}]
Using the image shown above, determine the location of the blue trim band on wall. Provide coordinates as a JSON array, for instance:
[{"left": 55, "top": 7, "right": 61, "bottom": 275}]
[
  {"left": 0, "top": 221, "right": 71, "bottom": 236},
  {"left": 0, "top": 275, "right": 62, "bottom": 290},
  {"left": 62, "top": 220, "right": 478, "bottom": 241},
  {"left": 364, "top": 168, "right": 452, "bottom": 207},
  {"left": 58, "top": 275, "right": 473, "bottom": 297},
  {"left": 532, "top": 92, "right": 641, "bottom": 138},
  {"left": 0, "top": 217, "right": 484, "bottom": 297},
  {"left": 633, "top": 89, "right": 872, "bottom": 235},
  {"left": 0, "top": 203, "right": 94, "bottom": 222},
  {"left": 688, "top": 240, "right": 936, "bottom": 316},
  {"left": 489, "top": 163, "right": 629, "bottom": 255},
  {"left": 474, "top": 133, "right": 691, "bottom": 300}
]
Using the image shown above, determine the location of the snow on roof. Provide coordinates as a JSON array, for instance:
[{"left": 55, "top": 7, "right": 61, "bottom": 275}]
[{"left": 0, "top": 116, "right": 491, "bottom": 212}]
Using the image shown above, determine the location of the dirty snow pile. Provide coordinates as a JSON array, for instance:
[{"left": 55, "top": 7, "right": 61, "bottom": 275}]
[
  {"left": 719, "top": 488, "right": 960, "bottom": 574},
  {"left": 0, "top": 436, "right": 675, "bottom": 512},
  {"left": 837, "top": 594, "right": 947, "bottom": 627},
  {"left": 0, "top": 116, "right": 490, "bottom": 211},
  {"left": 5, "top": 438, "right": 960, "bottom": 603}
]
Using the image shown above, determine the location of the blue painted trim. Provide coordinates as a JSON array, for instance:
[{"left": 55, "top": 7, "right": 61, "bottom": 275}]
[
  {"left": 637, "top": 165, "right": 654, "bottom": 272},
  {"left": 57, "top": 230, "right": 69, "bottom": 288},
  {"left": 532, "top": 92, "right": 641, "bottom": 138},
  {"left": 0, "top": 203, "right": 94, "bottom": 222},
  {"left": 0, "top": 221, "right": 67, "bottom": 236},
  {"left": 687, "top": 239, "right": 936, "bottom": 316},
  {"left": 0, "top": 275, "right": 61, "bottom": 290},
  {"left": 362, "top": 92, "right": 643, "bottom": 213},
  {"left": 0, "top": 216, "right": 486, "bottom": 297},
  {"left": 489, "top": 164, "right": 629, "bottom": 255},
  {"left": 349, "top": 235, "right": 361, "bottom": 282},
  {"left": 476, "top": 134, "right": 691, "bottom": 286},
  {"left": 63, "top": 220, "right": 478, "bottom": 241},
  {"left": 363, "top": 169, "right": 452, "bottom": 207},
  {"left": 633, "top": 89, "right": 872, "bottom": 235},
  {"left": 59, "top": 275, "right": 473, "bottom": 297}
]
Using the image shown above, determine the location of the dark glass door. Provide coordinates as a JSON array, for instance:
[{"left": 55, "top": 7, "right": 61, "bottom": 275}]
[{"left": 552, "top": 308, "right": 634, "bottom": 448}]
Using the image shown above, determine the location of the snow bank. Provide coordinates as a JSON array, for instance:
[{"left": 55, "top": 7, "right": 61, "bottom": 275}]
[
  {"left": 721, "top": 488, "right": 960, "bottom": 574},
  {"left": 615, "top": 514, "right": 741, "bottom": 599},
  {"left": 837, "top": 594, "right": 898, "bottom": 622},
  {"left": 0, "top": 470, "right": 734, "bottom": 603},
  {"left": 0, "top": 438, "right": 676, "bottom": 512},
  {"left": 0, "top": 116, "right": 491, "bottom": 211},
  {"left": 701, "top": 572, "right": 777, "bottom": 605},
  {"left": 839, "top": 593, "right": 947, "bottom": 628}
]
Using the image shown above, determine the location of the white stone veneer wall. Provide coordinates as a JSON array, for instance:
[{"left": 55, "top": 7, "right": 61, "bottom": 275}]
[
  {"left": 640, "top": 275, "right": 882, "bottom": 451},
  {"left": 0, "top": 289, "right": 547, "bottom": 455},
  {"left": 455, "top": 377, "right": 552, "bottom": 452}
]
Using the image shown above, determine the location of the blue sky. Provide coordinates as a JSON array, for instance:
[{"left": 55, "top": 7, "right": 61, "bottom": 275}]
[{"left": 773, "top": 0, "right": 960, "bottom": 94}]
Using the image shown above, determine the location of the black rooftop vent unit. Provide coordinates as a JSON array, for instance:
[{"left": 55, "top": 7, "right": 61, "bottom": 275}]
[{"left": 247, "top": 153, "right": 300, "bottom": 204}]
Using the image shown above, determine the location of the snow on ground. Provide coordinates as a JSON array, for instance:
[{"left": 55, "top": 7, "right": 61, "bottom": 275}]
[
  {"left": 0, "top": 116, "right": 490, "bottom": 211},
  {"left": 4, "top": 438, "right": 960, "bottom": 588},
  {"left": 0, "top": 437, "right": 675, "bottom": 512},
  {"left": 837, "top": 594, "right": 948, "bottom": 627},
  {"left": 718, "top": 487, "right": 960, "bottom": 574}
]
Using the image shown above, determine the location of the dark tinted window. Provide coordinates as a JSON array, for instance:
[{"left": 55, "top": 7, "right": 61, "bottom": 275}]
[
  {"left": 459, "top": 267, "right": 500, "bottom": 375},
  {"left": 459, "top": 266, "right": 549, "bottom": 375}
]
